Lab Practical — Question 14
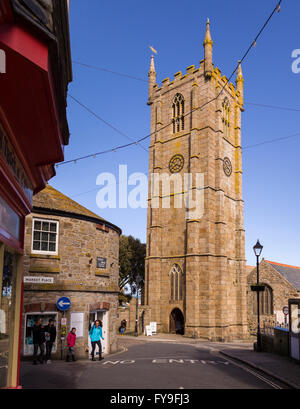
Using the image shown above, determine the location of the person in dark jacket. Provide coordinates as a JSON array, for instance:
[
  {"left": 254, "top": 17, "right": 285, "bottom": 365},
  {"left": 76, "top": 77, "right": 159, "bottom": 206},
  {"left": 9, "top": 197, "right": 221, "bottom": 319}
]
[
  {"left": 44, "top": 319, "right": 57, "bottom": 363},
  {"left": 32, "top": 318, "right": 45, "bottom": 365}
]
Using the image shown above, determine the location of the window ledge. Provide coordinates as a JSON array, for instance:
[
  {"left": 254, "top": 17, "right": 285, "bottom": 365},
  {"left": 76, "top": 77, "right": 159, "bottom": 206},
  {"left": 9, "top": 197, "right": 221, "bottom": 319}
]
[
  {"left": 30, "top": 254, "right": 60, "bottom": 260},
  {"left": 95, "top": 270, "right": 110, "bottom": 278},
  {"left": 29, "top": 267, "right": 60, "bottom": 274}
]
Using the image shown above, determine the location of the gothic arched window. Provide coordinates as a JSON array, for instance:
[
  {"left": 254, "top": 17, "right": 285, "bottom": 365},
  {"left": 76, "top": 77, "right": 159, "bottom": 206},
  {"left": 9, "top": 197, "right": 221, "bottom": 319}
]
[
  {"left": 222, "top": 97, "right": 230, "bottom": 138},
  {"left": 252, "top": 283, "right": 273, "bottom": 316},
  {"left": 170, "top": 264, "right": 183, "bottom": 301},
  {"left": 172, "top": 94, "right": 185, "bottom": 133}
]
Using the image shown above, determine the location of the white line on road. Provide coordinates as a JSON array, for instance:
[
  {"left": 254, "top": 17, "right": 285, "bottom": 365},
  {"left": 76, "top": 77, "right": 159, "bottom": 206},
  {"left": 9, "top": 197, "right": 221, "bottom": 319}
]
[{"left": 211, "top": 352, "right": 283, "bottom": 390}]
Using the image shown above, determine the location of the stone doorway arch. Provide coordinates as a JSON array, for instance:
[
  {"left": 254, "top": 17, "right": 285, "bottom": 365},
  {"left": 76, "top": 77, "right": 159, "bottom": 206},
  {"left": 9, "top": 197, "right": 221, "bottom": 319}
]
[{"left": 170, "top": 308, "right": 184, "bottom": 335}]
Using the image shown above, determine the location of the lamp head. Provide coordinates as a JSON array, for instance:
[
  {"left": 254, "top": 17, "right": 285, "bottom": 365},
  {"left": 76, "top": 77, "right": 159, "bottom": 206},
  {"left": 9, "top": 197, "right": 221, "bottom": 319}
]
[{"left": 253, "top": 239, "right": 263, "bottom": 257}]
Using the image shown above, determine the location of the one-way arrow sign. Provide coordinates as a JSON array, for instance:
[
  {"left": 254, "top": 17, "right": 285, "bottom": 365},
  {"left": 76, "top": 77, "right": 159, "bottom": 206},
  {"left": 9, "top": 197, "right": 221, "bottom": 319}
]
[{"left": 56, "top": 297, "right": 71, "bottom": 311}]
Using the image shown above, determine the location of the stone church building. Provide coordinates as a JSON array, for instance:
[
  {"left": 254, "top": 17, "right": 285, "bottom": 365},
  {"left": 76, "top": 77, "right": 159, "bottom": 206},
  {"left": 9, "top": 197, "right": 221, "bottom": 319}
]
[
  {"left": 144, "top": 20, "right": 248, "bottom": 341},
  {"left": 247, "top": 259, "right": 300, "bottom": 333}
]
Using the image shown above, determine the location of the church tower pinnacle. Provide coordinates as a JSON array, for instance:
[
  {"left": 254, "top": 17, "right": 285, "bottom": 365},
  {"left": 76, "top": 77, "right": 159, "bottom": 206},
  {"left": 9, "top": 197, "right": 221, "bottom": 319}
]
[
  {"left": 236, "top": 60, "right": 244, "bottom": 107},
  {"left": 203, "top": 18, "right": 213, "bottom": 78},
  {"left": 148, "top": 55, "right": 156, "bottom": 103}
]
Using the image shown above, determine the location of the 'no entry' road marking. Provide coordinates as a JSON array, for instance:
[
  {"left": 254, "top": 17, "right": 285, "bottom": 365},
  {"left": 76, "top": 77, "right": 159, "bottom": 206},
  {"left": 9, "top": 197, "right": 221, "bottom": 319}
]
[{"left": 102, "top": 359, "right": 230, "bottom": 366}]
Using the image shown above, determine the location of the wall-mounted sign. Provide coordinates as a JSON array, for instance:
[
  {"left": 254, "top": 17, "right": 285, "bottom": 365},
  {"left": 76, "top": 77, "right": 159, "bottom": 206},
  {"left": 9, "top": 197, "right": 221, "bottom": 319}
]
[
  {"left": 70, "top": 312, "right": 84, "bottom": 338},
  {"left": 0, "top": 123, "right": 33, "bottom": 203},
  {"left": 97, "top": 257, "right": 107, "bottom": 269},
  {"left": 24, "top": 276, "right": 54, "bottom": 284}
]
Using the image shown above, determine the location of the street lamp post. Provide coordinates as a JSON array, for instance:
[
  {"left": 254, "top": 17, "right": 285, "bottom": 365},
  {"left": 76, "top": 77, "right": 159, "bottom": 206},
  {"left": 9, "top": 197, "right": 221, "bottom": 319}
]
[
  {"left": 253, "top": 239, "right": 263, "bottom": 352},
  {"left": 135, "top": 274, "right": 143, "bottom": 337}
]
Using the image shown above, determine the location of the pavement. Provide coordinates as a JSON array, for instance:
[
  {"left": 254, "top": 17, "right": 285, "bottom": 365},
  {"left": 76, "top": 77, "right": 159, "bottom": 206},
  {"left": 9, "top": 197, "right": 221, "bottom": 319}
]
[
  {"left": 219, "top": 348, "right": 300, "bottom": 389},
  {"left": 19, "top": 333, "right": 300, "bottom": 389}
]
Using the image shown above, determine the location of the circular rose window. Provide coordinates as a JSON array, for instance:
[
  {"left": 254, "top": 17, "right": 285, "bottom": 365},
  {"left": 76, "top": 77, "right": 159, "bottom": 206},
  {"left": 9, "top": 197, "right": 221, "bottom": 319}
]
[
  {"left": 169, "top": 154, "right": 184, "bottom": 174},
  {"left": 223, "top": 157, "right": 232, "bottom": 177}
]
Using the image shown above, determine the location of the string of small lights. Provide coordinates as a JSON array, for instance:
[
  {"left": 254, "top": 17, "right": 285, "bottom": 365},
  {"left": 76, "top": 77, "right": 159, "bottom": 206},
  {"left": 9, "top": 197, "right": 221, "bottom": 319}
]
[
  {"left": 57, "top": 1, "right": 283, "bottom": 168},
  {"left": 68, "top": 94, "right": 148, "bottom": 153},
  {"left": 69, "top": 130, "right": 300, "bottom": 199},
  {"left": 72, "top": 60, "right": 147, "bottom": 83}
]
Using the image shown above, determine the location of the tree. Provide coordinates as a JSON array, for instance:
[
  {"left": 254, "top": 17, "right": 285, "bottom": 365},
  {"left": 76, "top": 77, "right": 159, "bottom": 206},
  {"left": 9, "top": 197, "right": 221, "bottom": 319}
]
[{"left": 119, "top": 235, "right": 146, "bottom": 304}]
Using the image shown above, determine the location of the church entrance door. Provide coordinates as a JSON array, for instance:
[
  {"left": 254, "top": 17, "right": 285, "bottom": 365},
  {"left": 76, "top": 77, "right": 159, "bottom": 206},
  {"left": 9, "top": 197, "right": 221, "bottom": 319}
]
[{"left": 170, "top": 308, "right": 184, "bottom": 335}]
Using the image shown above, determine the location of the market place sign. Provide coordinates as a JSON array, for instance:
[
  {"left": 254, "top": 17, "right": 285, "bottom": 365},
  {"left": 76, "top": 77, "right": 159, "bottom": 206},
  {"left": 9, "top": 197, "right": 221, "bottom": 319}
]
[{"left": 24, "top": 276, "right": 54, "bottom": 284}]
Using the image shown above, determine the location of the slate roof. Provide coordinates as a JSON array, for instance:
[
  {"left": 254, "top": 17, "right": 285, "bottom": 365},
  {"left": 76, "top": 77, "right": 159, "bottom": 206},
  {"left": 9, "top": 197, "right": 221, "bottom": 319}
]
[
  {"left": 33, "top": 184, "right": 105, "bottom": 221},
  {"left": 32, "top": 185, "right": 122, "bottom": 234},
  {"left": 246, "top": 265, "right": 255, "bottom": 275},
  {"left": 265, "top": 260, "right": 300, "bottom": 291}
]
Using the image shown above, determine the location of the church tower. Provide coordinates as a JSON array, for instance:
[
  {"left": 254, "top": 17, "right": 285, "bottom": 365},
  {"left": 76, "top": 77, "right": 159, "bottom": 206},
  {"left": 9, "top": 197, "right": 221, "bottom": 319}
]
[{"left": 144, "top": 20, "right": 248, "bottom": 341}]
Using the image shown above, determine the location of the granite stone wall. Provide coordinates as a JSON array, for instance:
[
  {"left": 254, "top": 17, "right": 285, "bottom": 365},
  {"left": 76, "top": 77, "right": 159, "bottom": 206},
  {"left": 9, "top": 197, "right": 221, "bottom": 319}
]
[
  {"left": 145, "top": 57, "right": 248, "bottom": 341},
  {"left": 247, "top": 260, "right": 299, "bottom": 333},
  {"left": 21, "top": 211, "right": 120, "bottom": 359}
]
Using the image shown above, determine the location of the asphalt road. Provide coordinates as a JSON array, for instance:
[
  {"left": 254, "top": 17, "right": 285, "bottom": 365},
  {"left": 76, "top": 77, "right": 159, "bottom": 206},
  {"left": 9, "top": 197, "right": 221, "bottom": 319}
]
[{"left": 19, "top": 340, "right": 287, "bottom": 389}]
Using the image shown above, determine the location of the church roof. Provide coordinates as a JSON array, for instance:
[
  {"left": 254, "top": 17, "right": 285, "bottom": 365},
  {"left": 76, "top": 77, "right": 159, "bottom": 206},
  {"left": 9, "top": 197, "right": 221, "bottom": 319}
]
[
  {"left": 265, "top": 260, "right": 300, "bottom": 291},
  {"left": 246, "top": 265, "right": 255, "bottom": 275},
  {"left": 32, "top": 185, "right": 121, "bottom": 234}
]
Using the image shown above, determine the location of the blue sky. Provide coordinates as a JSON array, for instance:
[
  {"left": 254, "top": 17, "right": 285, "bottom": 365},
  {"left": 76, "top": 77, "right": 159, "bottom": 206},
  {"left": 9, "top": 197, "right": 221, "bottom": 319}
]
[{"left": 51, "top": 0, "right": 300, "bottom": 267}]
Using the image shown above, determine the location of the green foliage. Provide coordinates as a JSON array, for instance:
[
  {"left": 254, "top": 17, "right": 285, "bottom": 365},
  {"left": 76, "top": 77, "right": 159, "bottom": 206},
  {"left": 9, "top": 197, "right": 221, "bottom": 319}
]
[
  {"left": 119, "top": 235, "right": 146, "bottom": 295},
  {"left": 118, "top": 291, "right": 132, "bottom": 306}
]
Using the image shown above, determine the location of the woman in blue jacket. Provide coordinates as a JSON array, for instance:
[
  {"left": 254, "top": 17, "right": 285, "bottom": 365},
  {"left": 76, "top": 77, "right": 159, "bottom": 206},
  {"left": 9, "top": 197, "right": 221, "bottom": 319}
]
[{"left": 89, "top": 320, "right": 104, "bottom": 361}]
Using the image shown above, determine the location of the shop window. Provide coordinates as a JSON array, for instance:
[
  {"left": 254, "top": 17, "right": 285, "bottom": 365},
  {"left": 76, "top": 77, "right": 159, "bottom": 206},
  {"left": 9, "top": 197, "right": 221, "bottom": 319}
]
[
  {"left": 24, "top": 313, "right": 58, "bottom": 356},
  {"left": 0, "top": 197, "right": 20, "bottom": 240},
  {"left": 0, "top": 250, "right": 17, "bottom": 388},
  {"left": 31, "top": 218, "right": 59, "bottom": 255}
]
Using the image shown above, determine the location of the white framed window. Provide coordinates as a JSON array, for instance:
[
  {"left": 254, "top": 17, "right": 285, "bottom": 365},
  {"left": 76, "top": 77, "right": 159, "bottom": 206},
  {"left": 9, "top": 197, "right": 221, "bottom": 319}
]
[{"left": 31, "top": 218, "right": 59, "bottom": 255}]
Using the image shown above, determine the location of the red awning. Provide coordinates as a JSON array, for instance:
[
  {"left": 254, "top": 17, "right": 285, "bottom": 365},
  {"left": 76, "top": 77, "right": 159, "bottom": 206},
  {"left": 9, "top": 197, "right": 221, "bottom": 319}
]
[{"left": 0, "top": 23, "right": 64, "bottom": 187}]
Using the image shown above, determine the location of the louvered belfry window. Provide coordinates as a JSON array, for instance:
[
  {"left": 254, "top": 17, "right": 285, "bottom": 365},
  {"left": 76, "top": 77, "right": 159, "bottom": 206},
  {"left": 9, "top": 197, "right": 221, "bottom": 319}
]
[
  {"left": 172, "top": 94, "right": 185, "bottom": 133},
  {"left": 222, "top": 97, "right": 230, "bottom": 138}
]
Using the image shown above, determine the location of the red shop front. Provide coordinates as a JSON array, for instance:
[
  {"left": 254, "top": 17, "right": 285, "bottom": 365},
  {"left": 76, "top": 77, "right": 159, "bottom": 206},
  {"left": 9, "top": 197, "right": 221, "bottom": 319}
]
[{"left": 0, "top": 0, "right": 72, "bottom": 388}]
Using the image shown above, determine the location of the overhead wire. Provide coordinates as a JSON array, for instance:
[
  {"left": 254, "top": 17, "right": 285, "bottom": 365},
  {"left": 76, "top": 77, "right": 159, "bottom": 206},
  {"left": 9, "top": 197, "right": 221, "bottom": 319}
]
[{"left": 57, "top": 1, "right": 284, "bottom": 168}]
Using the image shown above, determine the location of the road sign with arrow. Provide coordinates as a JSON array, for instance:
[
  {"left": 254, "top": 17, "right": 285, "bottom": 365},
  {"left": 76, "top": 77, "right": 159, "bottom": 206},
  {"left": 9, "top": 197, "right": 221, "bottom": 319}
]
[{"left": 56, "top": 297, "right": 71, "bottom": 312}]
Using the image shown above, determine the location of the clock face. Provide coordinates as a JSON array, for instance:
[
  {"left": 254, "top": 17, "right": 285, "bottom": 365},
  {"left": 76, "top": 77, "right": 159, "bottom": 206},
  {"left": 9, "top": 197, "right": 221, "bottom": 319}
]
[
  {"left": 169, "top": 154, "right": 184, "bottom": 174},
  {"left": 223, "top": 157, "right": 232, "bottom": 177}
]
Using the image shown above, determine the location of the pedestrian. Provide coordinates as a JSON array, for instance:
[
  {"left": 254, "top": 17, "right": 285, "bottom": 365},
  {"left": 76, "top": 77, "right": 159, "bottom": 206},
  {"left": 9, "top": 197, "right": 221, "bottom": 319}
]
[
  {"left": 119, "top": 319, "right": 126, "bottom": 335},
  {"left": 32, "top": 318, "right": 45, "bottom": 365},
  {"left": 66, "top": 328, "right": 77, "bottom": 362},
  {"left": 89, "top": 320, "right": 104, "bottom": 361},
  {"left": 44, "top": 318, "right": 57, "bottom": 364}
]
